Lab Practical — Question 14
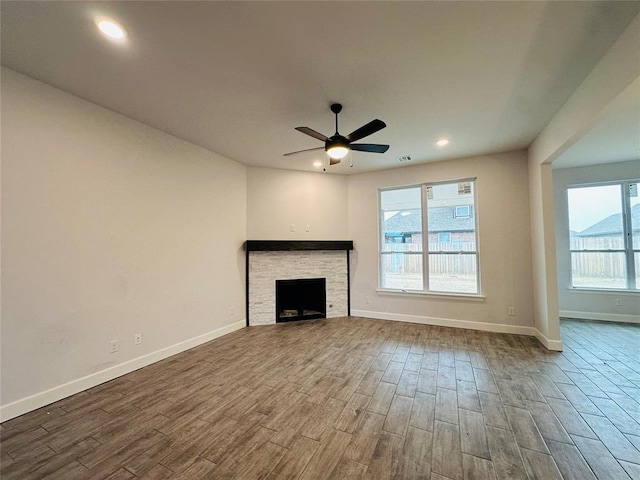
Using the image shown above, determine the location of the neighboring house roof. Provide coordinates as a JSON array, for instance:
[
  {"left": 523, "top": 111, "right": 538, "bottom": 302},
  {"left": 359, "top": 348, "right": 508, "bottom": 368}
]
[
  {"left": 384, "top": 207, "right": 475, "bottom": 234},
  {"left": 577, "top": 203, "right": 640, "bottom": 237}
]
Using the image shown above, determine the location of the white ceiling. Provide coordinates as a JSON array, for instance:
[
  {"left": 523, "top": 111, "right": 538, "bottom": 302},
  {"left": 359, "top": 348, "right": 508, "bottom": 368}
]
[
  {"left": 552, "top": 77, "right": 640, "bottom": 169},
  {"left": 2, "top": 1, "right": 639, "bottom": 174}
]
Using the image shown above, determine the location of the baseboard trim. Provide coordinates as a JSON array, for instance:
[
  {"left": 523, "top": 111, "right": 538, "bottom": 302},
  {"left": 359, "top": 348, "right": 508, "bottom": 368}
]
[
  {"left": 560, "top": 310, "right": 640, "bottom": 324},
  {"left": 351, "top": 309, "right": 534, "bottom": 335},
  {"left": 0, "top": 320, "right": 245, "bottom": 422},
  {"left": 532, "top": 329, "right": 563, "bottom": 351},
  {"left": 351, "top": 309, "right": 563, "bottom": 351}
]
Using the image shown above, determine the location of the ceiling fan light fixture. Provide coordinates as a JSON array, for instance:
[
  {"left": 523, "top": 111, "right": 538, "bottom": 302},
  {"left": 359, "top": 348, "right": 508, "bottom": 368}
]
[{"left": 326, "top": 145, "right": 349, "bottom": 159}]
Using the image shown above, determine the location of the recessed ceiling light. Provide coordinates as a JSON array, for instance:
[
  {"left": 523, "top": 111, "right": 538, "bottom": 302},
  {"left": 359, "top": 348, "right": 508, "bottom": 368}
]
[
  {"left": 436, "top": 138, "right": 449, "bottom": 147},
  {"left": 313, "top": 161, "right": 323, "bottom": 168},
  {"left": 97, "top": 20, "right": 126, "bottom": 40}
]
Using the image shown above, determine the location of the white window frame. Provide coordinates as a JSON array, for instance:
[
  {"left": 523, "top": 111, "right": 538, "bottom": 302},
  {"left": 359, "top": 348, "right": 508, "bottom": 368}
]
[
  {"left": 567, "top": 179, "right": 639, "bottom": 291},
  {"left": 378, "top": 178, "right": 481, "bottom": 296}
]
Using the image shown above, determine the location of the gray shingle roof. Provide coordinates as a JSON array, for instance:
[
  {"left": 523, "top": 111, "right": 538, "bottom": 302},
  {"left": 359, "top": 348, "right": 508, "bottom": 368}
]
[
  {"left": 384, "top": 207, "right": 475, "bottom": 234},
  {"left": 577, "top": 203, "right": 640, "bottom": 237}
]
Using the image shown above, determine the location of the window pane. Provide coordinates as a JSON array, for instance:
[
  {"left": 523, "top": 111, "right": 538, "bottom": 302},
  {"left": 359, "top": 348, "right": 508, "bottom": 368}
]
[
  {"left": 636, "top": 252, "right": 640, "bottom": 288},
  {"left": 429, "top": 253, "right": 477, "bottom": 293},
  {"left": 568, "top": 185, "right": 623, "bottom": 250},
  {"left": 380, "top": 187, "right": 423, "bottom": 289},
  {"left": 631, "top": 183, "right": 640, "bottom": 250},
  {"left": 381, "top": 253, "right": 423, "bottom": 290},
  {"left": 427, "top": 182, "right": 476, "bottom": 252},
  {"left": 571, "top": 252, "right": 627, "bottom": 289}
]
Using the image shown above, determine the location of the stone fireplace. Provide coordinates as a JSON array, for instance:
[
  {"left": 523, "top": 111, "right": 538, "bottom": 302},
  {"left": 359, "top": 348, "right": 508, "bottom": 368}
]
[{"left": 244, "top": 241, "right": 353, "bottom": 326}]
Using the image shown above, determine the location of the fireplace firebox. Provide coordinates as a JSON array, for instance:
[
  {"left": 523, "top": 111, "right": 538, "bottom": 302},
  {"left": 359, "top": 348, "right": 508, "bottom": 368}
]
[{"left": 276, "top": 278, "right": 326, "bottom": 322}]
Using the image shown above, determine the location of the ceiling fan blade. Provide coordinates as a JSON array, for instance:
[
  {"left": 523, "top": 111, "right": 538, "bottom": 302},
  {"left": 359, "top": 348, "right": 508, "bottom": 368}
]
[
  {"left": 346, "top": 119, "right": 386, "bottom": 142},
  {"left": 295, "top": 127, "right": 328, "bottom": 142},
  {"left": 350, "top": 143, "right": 390, "bottom": 154},
  {"left": 283, "top": 146, "right": 325, "bottom": 157},
  {"left": 329, "top": 158, "right": 341, "bottom": 165}
]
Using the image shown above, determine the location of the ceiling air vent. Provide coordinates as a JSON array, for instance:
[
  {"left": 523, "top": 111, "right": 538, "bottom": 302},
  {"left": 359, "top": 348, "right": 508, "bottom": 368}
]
[{"left": 398, "top": 155, "right": 412, "bottom": 163}]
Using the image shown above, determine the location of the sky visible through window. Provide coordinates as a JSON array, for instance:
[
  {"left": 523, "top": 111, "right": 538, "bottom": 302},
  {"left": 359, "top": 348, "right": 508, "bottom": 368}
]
[{"left": 568, "top": 185, "right": 622, "bottom": 232}]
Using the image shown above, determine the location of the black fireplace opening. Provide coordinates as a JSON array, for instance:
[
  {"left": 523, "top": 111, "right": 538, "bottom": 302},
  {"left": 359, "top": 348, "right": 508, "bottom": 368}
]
[{"left": 276, "top": 278, "right": 326, "bottom": 323}]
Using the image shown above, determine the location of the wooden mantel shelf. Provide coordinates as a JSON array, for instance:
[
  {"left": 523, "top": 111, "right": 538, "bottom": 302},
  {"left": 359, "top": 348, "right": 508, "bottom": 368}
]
[{"left": 244, "top": 240, "right": 354, "bottom": 252}]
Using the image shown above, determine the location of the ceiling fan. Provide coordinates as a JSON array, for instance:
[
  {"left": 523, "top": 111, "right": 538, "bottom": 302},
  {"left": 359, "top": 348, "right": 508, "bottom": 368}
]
[{"left": 284, "top": 103, "right": 389, "bottom": 165}]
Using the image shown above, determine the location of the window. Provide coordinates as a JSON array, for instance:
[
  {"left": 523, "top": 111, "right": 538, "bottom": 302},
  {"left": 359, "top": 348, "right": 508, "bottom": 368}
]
[
  {"left": 567, "top": 181, "right": 639, "bottom": 290},
  {"left": 380, "top": 180, "right": 479, "bottom": 294},
  {"left": 455, "top": 205, "right": 471, "bottom": 218}
]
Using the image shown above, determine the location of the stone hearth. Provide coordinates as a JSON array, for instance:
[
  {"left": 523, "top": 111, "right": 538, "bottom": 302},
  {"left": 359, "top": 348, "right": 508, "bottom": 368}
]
[{"left": 244, "top": 241, "right": 353, "bottom": 326}]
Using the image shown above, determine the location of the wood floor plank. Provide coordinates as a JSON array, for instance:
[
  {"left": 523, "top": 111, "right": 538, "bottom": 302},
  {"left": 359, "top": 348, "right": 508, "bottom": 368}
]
[
  {"left": 436, "top": 388, "right": 459, "bottom": 425},
  {"left": 397, "top": 426, "right": 433, "bottom": 479},
  {"left": 485, "top": 426, "right": 528, "bottom": 480},
  {"left": 329, "top": 457, "right": 368, "bottom": 479},
  {"left": 589, "top": 395, "right": 640, "bottom": 436},
  {"left": 382, "top": 361, "right": 405, "bottom": 384},
  {"left": 383, "top": 395, "right": 413, "bottom": 436},
  {"left": 473, "top": 368, "right": 498, "bottom": 394},
  {"left": 459, "top": 408, "right": 490, "bottom": 460},
  {"left": 620, "top": 460, "right": 640, "bottom": 480},
  {"left": 299, "top": 428, "right": 352, "bottom": 480},
  {"left": 417, "top": 368, "right": 437, "bottom": 395},
  {"left": 344, "top": 411, "right": 386, "bottom": 465},
  {"left": 368, "top": 382, "right": 397, "bottom": 415},
  {"left": 365, "top": 431, "right": 405, "bottom": 479},
  {"left": 334, "top": 393, "right": 371, "bottom": 434},
  {"left": 397, "top": 370, "right": 419, "bottom": 398},
  {"left": 478, "top": 392, "right": 510, "bottom": 430},
  {"left": 546, "top": 397, "right": 597, "bottom": 439},
  {"left": 356, "top": 370, "right": 384, "bottom": 396},
  {"left": 520, "top": 448, "right": 563, "bottom": 480},
  {"left": 462, "top": 453, "right": 496, "bottom": 480},
  {"left": 525, "top": 400, "right": 573, "bottom": 444},
  {"left": 581, "top": 412, "right": 640, "bottom": 463},
  {"left": 545, "top": 439, "right": 597, "bottom": 480},
  {"left": 437, "top": 366, "right": 457, "bottom": 390},
  {"left": 409, "top": 391, "right": 436, "bottom": 432},
  {"left": 457, "top": 380, "right": 482, "bottom": 412},
  {"left": 572, "top": 434, "right": 632, "bottom": 480},
  {"left": 431, "top": 420, "right": 463, "bottom": 480},
  {"left": 266, "top": 436, "right": 320, "bottom": 480}
]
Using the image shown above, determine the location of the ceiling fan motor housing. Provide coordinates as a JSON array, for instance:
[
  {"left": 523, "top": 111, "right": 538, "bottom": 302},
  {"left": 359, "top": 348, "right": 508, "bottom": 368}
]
[{"left": 326, "top": 134, "right": 349, "bottom": 150}]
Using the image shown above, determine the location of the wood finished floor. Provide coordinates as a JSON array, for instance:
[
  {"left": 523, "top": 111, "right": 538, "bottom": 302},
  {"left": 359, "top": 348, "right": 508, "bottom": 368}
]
[{"left": 1, "top": 317, "right": 640, "bottom": 479}]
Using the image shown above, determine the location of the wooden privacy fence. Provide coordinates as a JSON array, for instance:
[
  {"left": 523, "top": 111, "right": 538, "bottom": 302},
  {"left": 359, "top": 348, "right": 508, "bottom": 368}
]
[
  {"left": 381, "top": 251, "right": 477, "bottom": 275},
  {"left": 571, "top": 252, "right": 626, "bottom": 278}
]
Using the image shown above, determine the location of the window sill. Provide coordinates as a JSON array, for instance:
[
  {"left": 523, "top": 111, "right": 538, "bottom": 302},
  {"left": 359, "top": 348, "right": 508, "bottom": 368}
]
[
  {"left": 376, "top": 288, "right": 486, "bottom": 301},
  {"left": 567, "top": 287, "right": 639, "bottom": 295}
]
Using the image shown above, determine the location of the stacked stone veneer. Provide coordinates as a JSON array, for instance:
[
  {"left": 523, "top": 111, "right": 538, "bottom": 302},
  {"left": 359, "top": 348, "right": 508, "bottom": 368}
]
[{"left": 248, "top": 250, "right": 348, "bottom": 326}]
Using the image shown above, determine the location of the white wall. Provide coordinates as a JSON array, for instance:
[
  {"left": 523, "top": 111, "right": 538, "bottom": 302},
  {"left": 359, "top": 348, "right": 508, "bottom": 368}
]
[
  {"left": 554, "top": 160, "right": 640, "bottom": 323},
  {"left": 247, "top": 167, "right": 348, "bottom": 240},
  {"left": 1, "top": 68, "right": 247, "bottom": 420},
  {"left": 527, "top": 160, "right": 561, "bottom": 348},
  {"left": 348, "top": 151, "right": 541, "bottom": 338},
  {"left": 526, "top": 13, "right": 640, "bottom": 349}
]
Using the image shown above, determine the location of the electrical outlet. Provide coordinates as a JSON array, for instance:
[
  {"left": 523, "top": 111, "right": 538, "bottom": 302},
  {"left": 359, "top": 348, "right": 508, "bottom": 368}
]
[
  {"left": 507, "top": 307, "right": 515, "bottom": 316},
  {"left": 615, "top": 299, "right": 623, "bottom": 307},
  {"left": 109, "top": 340, "right": 119, "bottom": 353},
  {"left": 134, "top": 333, "right": 142, "bottom": 345},
  {"left": 365, "top": 296, "right": 370, "bottom": 304},
  {"left": 305, "top": 224, "right": 310, "bottom": 232},
  {"left": 290, "top": 223, "right": 295, "bottom": 232}
]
